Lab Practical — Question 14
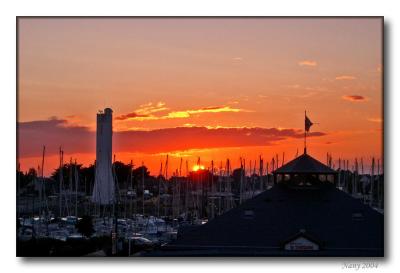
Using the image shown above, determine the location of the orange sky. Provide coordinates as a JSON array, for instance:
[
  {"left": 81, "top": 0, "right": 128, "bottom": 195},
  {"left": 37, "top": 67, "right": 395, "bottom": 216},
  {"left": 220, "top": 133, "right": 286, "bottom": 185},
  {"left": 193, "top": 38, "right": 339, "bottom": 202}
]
[{"left": 17, "top": 18, "right": 383, "bottom": 176}]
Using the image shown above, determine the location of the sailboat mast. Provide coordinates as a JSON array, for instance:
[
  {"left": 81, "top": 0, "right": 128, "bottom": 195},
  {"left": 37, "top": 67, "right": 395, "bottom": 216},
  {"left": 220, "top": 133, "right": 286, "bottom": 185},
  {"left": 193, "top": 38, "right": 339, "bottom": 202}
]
[
  {"left": 41, "top": 146, "right": 45, "bottom": 216},
  {"left": 179, "top": 157, "right": 183, "bottom": 177},
  {"left": 211, "top": 160, "right": 214, "bottom": 193},
  {"left": 41, "top": 146, "right": 45, "bottom": 178},
  {"left": 59, "top": 148, "right": 63, "bottom": 217},
  {"left": 74, "top": 159, "right": 78, "bottom": 217},
  {"left": 142, "top": 161, "right": 145, "bottom": 215},
  {"left": 239, "top": 158, "right": 243, "bottom": 204},
  {"left": 130, "top": 160, "right": 134, "bottom": 218},
  {"left": 157, "top": 161, "right": 162, "bottom": 217},
  {"left": 370, "top": 157, "right": 375, "bottom": 206},
  {"left": 165, "top": 155, "right": 169, "bottom": 180},
  {"left": 377, "top": 159, "right": 381, "bottom": 208}
]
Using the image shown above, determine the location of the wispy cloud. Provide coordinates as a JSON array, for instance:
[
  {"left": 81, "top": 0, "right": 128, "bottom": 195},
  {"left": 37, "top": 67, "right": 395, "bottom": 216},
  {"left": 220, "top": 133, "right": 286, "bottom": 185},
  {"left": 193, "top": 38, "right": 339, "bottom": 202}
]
[
  {"left": 286, "top": 84, "right": 301, "bottom": 89},
  {"left": 367, "top": 117, "right": 382, "bottom": 123},
  {"left": 116, "top": 101, "right": 169, "bottom": 121},
  {"left": 136, "top": 101, "right": 168, "bottom": 115},
  {"left": 342, "top": 95, "right": 367, "bottom": 102},
  {"left": 284, "top": 84, "right": 326, "bottom": 98},
  {"left": 115, "top": 104, "right": 249, "bottom": 121},
  {"left": 286, "top": 84, "right": 325, "bottom": 91},
  {"left": 232, "top": 57, "right": 243, "bottom": 61},
  {"left": 336, "top": 75, "right": 356, "bottom": 80},
  {"left": 188, "top": 106, "right": 244, "bottom": 114},
  {"left": 298, "top": 60, "right": 317, "bottom": 67},
  {"left": 295, "top": 91, "right": 319, "bottom": 98}
]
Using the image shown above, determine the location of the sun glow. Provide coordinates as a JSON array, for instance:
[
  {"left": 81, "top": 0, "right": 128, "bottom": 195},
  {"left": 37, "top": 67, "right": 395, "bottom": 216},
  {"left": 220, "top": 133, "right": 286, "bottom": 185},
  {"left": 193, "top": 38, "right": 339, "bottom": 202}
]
[{"left": 192, "top": 164, "right": 205, "bottom": 172}]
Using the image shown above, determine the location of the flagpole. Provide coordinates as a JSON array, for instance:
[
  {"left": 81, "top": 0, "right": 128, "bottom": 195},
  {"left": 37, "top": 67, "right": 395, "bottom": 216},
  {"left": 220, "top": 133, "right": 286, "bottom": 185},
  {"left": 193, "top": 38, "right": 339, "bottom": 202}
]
[{"left": 304, "top": 110, "right": 307, "bottom": 154}]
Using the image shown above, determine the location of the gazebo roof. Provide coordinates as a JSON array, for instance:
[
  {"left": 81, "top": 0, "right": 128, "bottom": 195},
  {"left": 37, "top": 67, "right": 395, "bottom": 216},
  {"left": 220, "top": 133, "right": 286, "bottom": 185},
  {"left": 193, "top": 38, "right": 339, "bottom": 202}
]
[{"left": 273, "top": 152, "right": 336, "bottom": 174}]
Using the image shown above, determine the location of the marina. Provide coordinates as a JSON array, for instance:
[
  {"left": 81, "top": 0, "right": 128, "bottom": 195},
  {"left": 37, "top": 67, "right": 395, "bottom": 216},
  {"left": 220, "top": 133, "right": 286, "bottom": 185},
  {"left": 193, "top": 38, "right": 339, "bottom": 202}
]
[{"left": 16, "top": 111, "right": 384, "bottom": 256}]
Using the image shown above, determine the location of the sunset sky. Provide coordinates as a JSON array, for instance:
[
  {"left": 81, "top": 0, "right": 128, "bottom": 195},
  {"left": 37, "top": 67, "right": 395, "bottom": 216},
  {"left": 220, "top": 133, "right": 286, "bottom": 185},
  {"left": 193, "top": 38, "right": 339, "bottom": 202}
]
[{"left": 17, "top": 18, "right": 383, "bottom": 176}]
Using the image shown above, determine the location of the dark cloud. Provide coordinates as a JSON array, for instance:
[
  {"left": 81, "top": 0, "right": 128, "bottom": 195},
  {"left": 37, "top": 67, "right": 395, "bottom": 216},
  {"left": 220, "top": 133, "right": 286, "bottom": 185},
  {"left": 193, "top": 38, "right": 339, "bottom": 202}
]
[
  {"left": 342, "top": 95, "right": 366, "bottom": 102},
  {"left": 18, "top": 118, "right": 94, "bottom": 157},
  {"left": 115, "top": 112, "right": 150, "bottom": 120},
  {"left": 114, "top": 127, "right": 325, "bottom": 154},
  {"left": 18, "top": 119, "right": 327, "bottom": 157},
  {"left": 200, "top": 106, "right": 225, "bottom": 111}
]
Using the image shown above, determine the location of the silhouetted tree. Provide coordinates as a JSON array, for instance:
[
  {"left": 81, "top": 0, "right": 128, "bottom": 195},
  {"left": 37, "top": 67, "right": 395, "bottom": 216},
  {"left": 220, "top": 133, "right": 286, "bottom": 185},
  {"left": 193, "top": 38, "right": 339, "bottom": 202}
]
[
  {"left": 132, "top": 165, "right": 151, "bottom": 195},
  {"left": 113, "top": 161, "right": 133, "bottom": 190},
  {"left": 17, "top": 168, "right": 39, "bottom": 194},
  {"left": 27, "top": 167, "right": 38, "bottom": 178},
  {"left": 51, "top": 163, "right": 82, "bottom": 191},
  {"left": 132, "top": 165, "right": 150, "bottom": 178},
  {"left": 80, "top": 164, "right": 95, "bottom": 195}
]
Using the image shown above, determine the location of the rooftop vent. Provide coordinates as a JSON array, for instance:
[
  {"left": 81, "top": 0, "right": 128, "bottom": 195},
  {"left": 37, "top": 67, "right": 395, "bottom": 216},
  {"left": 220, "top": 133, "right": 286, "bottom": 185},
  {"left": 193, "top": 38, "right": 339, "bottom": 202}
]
[
  {"left": 243, "top": 209, "right": 255, "bottom": 220},
  {"left": 352, "top": 212, "right": 364, "bottom": 221}
]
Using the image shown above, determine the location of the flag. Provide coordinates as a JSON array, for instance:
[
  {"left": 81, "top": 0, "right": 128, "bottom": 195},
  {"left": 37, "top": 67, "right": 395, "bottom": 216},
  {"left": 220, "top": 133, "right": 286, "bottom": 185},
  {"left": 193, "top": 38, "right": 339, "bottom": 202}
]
[{"left": 305, "top": 115, "right": 313, "bottom": 132}]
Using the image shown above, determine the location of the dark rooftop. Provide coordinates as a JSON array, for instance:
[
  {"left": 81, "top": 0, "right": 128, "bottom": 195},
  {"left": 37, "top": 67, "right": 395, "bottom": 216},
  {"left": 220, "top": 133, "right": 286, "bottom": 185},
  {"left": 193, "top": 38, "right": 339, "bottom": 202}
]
[
  {"left": 146, "top": 183, "right": 383, "bottom": 256},
  {"left": 273, "top": 152, "right": 336, "bottom": 174}
]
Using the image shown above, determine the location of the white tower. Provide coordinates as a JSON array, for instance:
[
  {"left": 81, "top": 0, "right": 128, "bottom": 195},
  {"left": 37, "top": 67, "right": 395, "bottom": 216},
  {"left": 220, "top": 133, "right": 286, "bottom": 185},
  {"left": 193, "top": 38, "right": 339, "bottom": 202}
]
[{"left": 92, "top": 108, "right": 115, "bottom": 204}]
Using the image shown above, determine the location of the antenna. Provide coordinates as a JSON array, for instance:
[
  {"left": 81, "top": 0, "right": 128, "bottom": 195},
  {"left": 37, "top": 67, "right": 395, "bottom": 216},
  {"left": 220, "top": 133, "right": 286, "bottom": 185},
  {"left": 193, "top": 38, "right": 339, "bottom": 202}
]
[{"left": 179, "top": 158, "right": 183, "bottom": 177}]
